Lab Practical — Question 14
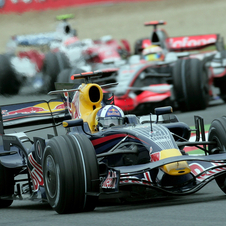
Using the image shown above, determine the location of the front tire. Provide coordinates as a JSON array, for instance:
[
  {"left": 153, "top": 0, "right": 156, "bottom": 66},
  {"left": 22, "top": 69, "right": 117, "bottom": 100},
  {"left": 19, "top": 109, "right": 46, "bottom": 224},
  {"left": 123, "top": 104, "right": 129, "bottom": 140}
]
[
  {"left": 208, "top": 116, "right": 226, "bottom": 194},
  {"left": 43, "top": 134, "right": 99, "bottom": 214}
]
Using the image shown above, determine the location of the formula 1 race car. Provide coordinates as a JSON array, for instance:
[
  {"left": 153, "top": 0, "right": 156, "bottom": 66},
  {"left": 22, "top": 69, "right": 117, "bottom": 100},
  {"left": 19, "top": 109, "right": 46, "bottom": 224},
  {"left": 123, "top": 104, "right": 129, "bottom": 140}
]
[
  {"left": 0, "top": 14, "right": 75, "bottom": 95},
  {"left": 132, "top": 20, "right": 226, "bottom": 106},
  {"left": 1, "top": 70, "right": 226, "bottom": 214},
  {"left": 0, "top": 14, "right": 130, "bottom": 95},
  {"left": 88, "top": 55, "right": 209, "bottom": 115}
]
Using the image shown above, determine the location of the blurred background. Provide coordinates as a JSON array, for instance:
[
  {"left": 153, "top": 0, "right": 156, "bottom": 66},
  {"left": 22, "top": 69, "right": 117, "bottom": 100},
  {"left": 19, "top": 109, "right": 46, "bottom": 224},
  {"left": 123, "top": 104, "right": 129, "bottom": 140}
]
[{"left": 0, "top": 0, "right": 225, "bottom": 54}]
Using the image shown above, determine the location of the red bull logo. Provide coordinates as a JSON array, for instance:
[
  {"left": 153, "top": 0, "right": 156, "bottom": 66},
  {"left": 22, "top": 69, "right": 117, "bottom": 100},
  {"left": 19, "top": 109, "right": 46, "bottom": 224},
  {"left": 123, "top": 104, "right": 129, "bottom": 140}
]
[
  {"left": 2, "top": 102, "right": 65, "bottom": 116},
  {"left": 106, "top": 108, "right": 120, "bottom": 116},
  {"left": 3, "top": 106, "right": 47, "bottom": 116},
  {"left": 53, "top": 104, "right": 65, "bottom": 110}
]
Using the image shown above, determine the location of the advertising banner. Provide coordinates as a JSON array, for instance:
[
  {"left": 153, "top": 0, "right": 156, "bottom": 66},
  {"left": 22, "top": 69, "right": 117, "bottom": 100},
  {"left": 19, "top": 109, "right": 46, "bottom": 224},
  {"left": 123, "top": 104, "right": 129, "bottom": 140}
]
[{"left": 0, "top": 0, "right": 151, "bottom": 14}]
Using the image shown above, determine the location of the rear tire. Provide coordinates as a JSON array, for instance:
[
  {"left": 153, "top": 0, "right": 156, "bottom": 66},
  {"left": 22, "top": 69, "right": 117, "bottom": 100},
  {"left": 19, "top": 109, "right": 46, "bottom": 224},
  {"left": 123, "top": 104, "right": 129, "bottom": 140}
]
[
  {"left": 43, "top": 134, "right": 99, "bottom": 214},
  {"left": 42, "top": 52, "right": 70, "bottom": 92},
  {"left": 172, "top": 58, "right": 209, "bottom": 112},
  {"left": 208, "top": 116, "right": 226, "bottom": 194},
  {"left": 0, "top": 54, "right": 21, "bottom": 95}
]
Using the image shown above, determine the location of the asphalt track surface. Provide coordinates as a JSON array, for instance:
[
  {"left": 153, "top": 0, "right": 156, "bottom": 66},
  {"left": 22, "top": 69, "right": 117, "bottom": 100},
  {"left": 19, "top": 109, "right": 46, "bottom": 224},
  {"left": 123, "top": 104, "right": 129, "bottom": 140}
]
[{"left": 0, "top": 94, "right": 226, "bottom": 226}]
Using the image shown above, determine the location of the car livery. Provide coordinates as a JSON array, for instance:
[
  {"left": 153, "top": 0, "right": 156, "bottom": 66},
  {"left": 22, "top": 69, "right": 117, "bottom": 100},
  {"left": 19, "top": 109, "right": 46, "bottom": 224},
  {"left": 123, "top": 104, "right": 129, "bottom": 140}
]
[{"left": 0, "top": 70, "right": 226, "bottom": 214}]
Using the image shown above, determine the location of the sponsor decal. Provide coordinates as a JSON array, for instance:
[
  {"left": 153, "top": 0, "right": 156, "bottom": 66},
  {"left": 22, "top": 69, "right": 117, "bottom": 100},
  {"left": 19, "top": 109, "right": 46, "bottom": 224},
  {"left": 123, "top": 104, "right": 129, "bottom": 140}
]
[
  {"left": 102, "top": 170, "right": 117, "bottom": 189},
  {"left": 189, "top": 162, "right": 205, "bottom": 176},
  {"left": 169, "top": 35, "right": 217, "bottom": 49},
  {"left": 106, "top": 108, "right": 120, "bottom": 116},
  {"left": 2, "top": 106, "right": 46, "bottom": 116},
  {"left": 28, "top": 153, "right": 43, "bottom": 191},
  {"left": 144, "top": 171, "right": 152, "bottom": 182},
  {"left": 2, "top": 102, "right": 64, "bottom": 117},
  {"left": 190, "top": 162, "right": 226, "bottom": 181},
  {"left": 150, "top": 152, "right": 160, "bottom": 162}
]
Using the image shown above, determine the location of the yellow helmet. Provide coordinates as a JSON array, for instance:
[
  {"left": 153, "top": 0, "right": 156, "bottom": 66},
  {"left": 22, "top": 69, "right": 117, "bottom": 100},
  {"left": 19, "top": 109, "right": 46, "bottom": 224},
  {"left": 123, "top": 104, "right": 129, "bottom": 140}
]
[{"left": 142, "top": 45, "right": 165, "bottom": 61}]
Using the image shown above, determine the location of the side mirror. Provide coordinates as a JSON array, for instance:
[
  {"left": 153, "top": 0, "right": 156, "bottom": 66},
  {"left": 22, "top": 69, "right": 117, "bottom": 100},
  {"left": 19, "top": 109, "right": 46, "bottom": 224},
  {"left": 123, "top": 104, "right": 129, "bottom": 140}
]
[
  {"left": 155, "top": 106, "right": 173, "bottom": 115},
  {"left": 154, "top": 106, "right": 173, "bottom": 123}
]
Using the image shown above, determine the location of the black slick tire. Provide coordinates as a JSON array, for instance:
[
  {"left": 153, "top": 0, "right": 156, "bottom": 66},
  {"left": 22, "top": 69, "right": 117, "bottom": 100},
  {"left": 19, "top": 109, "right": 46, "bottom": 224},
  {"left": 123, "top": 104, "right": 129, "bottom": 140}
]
[
  {"left": 172, "top": 58, "right": 209, "bottom": 112},
  {"left": 42, "top": 134, "right": 99, "bottom": 214},
  {"left": 0, "top": 54, "right": 21, "bottom": 95},
  {"left": 208, "top": 116, "right": 226, "bottom": 194}
]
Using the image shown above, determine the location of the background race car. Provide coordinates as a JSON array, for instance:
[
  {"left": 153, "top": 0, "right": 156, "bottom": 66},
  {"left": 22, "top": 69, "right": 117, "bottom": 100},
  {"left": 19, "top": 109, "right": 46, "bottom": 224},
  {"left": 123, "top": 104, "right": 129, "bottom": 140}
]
[
  {"left": 89, "top": 21, "right": 226, "bottom": 114},
  {"left": 0, "top": 14, "right": 130, "bottom": 95},
  {"left": 133, "top": 20, "right": 226, "bottom": 104}
]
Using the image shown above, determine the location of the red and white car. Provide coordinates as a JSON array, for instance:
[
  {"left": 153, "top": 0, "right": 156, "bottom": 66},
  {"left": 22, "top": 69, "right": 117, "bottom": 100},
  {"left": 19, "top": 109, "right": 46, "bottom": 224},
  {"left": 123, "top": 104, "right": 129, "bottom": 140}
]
[
  {"left": 0, "top": 16, "right": 130, "bottom": 95},
  {"left": 133, "top": 21, "right": 226, "bottom": 106},
  {"left": 98, "top": 21, "right": 226, "bottom": 115}
]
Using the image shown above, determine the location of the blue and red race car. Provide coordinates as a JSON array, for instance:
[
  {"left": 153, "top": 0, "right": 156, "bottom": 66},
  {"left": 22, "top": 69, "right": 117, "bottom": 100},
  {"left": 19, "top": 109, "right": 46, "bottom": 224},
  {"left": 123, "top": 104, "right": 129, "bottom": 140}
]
[{"left": 1, "top": 70, "right": 226, "bottom": 214}]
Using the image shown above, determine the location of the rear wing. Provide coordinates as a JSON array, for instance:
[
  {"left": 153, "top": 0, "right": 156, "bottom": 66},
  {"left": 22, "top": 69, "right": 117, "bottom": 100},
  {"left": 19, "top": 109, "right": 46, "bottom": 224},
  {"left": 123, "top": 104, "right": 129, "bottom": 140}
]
[
  {"left": 0, "top": 99, "right": 66, "bottom": 131},
  {"left": 167, "top": 34, "right": 220, "bottom": 51},
  {"left": 8, "top": 32, "right": 56, "bottom": 48},
  {"left": 53, "top": 69, "right": 118, "bottom": 110},
  {"left": 143, "top": 21, "right": 223, "bottom": 52}
]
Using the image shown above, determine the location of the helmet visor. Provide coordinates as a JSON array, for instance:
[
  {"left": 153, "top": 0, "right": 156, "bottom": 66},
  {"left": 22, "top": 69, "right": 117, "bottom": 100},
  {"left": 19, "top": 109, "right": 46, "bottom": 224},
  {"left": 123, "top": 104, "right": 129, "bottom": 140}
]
[
  {"left": 144, "top": 53, "right": 163, "bottom": 61},
  {"left": 98, "top": 117, "right": 124, "bottom": 127}
]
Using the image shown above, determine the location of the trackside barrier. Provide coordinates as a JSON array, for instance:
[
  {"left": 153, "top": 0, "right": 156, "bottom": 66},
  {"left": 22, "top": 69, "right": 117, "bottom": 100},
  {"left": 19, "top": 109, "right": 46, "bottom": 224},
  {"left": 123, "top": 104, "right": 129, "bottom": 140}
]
[{"left": 0, "top": 0, "right": 154, "bottom": 14}]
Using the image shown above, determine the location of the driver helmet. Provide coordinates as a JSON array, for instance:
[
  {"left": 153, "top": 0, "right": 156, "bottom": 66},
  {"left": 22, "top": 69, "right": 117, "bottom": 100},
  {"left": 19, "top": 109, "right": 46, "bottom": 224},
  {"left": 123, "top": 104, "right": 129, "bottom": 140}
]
[
  {"left": 97, "top": 105, "right": 124, "bottom": 130},
  {"left": 142, "top": 45, "right": 165, "bottom": 61}
]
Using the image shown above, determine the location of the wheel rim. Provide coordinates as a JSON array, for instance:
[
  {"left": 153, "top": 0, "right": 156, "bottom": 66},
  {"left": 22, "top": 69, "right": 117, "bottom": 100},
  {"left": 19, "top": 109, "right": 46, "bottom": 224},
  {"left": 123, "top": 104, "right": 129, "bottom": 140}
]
[
  {"left": 213, "top": 136, "right": 226, "bottom": 153},
  {"left": 44, "top": 155, "right": 58, "bottom": 198}
]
